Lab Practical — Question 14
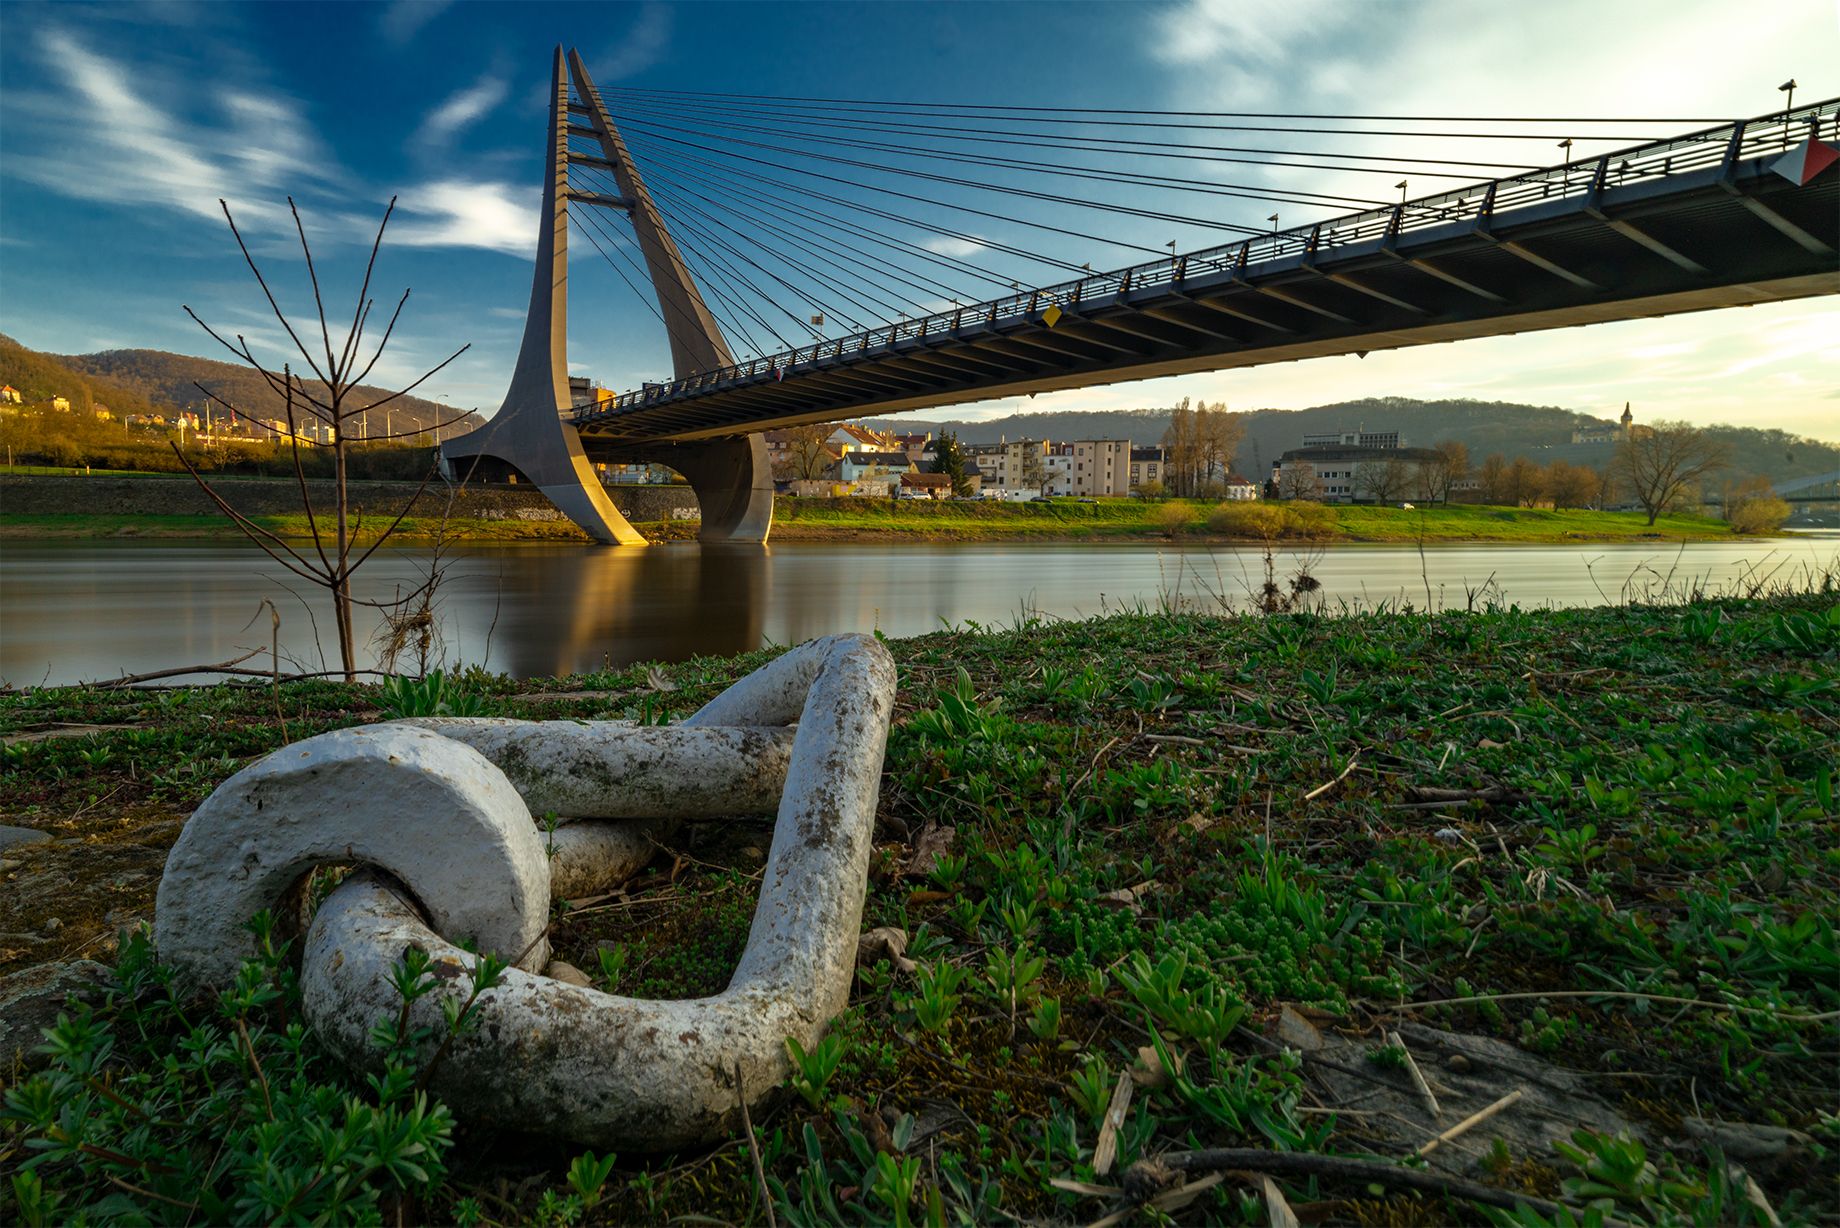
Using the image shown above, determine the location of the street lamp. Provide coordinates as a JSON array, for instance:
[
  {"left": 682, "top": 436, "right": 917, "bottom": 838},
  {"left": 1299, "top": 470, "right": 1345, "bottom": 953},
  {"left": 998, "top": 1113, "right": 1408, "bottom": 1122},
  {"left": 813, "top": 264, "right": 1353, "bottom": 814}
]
[
  {"left": 1557, "top": 138, "right": 1573, "bottom": 191},
  {"left": 1267, "top": 212, "right": 1280, "bottom": 235},
  {"left": 1395, "top": 179, "right": 1408, "bottom": 204},
  {"left": 1779, "top": 79, "right": 1798, "bottom": 147}
]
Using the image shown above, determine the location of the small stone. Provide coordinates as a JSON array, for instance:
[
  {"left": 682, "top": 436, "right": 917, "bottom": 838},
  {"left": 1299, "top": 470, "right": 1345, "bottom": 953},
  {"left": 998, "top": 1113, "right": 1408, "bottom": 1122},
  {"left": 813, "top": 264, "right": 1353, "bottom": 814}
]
[
  {"left": 41, "top": 918, "right": 62, "bottom": 935},
  {"left": 0, "top": 960, "right": 112, "bottom": 1071},
  {"left": 741, "top": 846, "right": 765, "bottom": 862},
  {"left": 0, "top": 826, "right": 52, "bottom": 852},
  {"left": 1446, "top": 1053, "right": 1473, "bottom": 1073},
  {"left": 544, "top": 960, "right": 594, "bottom": 987},
  {"left": 1434, "top": 827, "right": 1463, "bottom": 844},
  {"left": 0, "top": 860, "right": 20, "bottom": 874}
]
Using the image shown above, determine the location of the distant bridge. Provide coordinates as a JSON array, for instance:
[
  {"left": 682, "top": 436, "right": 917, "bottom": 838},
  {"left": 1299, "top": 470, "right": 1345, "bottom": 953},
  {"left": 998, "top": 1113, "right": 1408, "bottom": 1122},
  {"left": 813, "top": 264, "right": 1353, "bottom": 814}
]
[{"left": 441, "top": 49, "right": 1839, "bottom": 544}]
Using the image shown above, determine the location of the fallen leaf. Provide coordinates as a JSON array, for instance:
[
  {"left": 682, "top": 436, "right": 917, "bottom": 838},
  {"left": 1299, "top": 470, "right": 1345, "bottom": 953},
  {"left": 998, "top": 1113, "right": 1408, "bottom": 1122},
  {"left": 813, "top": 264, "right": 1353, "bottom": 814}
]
[
  {"left": 1276, "top": 1004, "right": 1324, "bottom": 1051},
  {"left": 1256, "top": 1174, "right": 1301, "bottom": 1228},
  {"left": 1478, "top": 738, "right": 1507, "bottom": 749},
  {"left": 856, "top": 926, "right": 916, "bottom": 974},
  {"left": 1130, "top": 1043, "right": 1183, "bottom": 1089},
  {"left": 903, "top": 822, "right": 958, "bottom": 878}
]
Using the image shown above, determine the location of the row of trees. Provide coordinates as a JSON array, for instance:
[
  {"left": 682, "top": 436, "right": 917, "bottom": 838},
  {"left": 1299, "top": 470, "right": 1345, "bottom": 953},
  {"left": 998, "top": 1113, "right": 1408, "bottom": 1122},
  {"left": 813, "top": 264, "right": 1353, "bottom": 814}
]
[{"left": 1161, "top": 399, "right": 1245, "bottom": 496}]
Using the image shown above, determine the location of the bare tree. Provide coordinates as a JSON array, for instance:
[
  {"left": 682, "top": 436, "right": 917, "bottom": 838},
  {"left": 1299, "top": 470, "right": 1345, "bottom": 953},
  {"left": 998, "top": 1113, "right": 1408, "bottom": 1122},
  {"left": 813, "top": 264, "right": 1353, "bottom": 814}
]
[
  {"left": 1417, "top": 440, "right": 1469, "bottom": 504},
  {"left": 176, "top": 197, "right": 472, "bottom": 680},
  {"left": 1505, "top": 457, "right": 1544, "bottom": 507},
  {"left": 1195, "top": 401, "right": 1245, "bottom": 488},
  {"left": 1162, "top": 398, "right": 1199, "bottom": 495},
  {"left": 1614, "top": 420, "right": 1729, "bottom": 525},
  {"left": 1477, "top": 453, "right": 1509, "bottom": 504},
  {"left": 1019, "top": 444, "right": 1047, "bottom": 492},
  {"left": 1543, "top": 460, "right": 1599, "bottom": 509},
  {"left": 776, "top": 422, "right": 837, "bottom": 481},
  {"left": 1355, "top": 459, "right": 1412, "bottom": 504},
  {"left": 1276, "top": 461, "right": 1321, "bottom": 500}
]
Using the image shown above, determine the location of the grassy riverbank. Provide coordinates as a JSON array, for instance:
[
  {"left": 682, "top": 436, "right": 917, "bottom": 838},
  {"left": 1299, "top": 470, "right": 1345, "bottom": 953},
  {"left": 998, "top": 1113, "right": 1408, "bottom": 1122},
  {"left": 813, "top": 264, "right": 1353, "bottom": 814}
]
[
  {"left": 3, "top": 589, "right": 1836, "bottom": 1224},
  {"left": 1, "top": 498, "right": 1752, "bottom": 545}
]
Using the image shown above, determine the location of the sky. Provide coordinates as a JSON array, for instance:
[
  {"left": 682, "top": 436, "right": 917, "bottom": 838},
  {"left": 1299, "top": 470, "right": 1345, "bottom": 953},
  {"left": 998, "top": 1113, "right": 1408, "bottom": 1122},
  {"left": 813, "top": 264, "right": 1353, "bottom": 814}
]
[{"left": 1, "top": 0, "right": 1836, "bottom": 440}]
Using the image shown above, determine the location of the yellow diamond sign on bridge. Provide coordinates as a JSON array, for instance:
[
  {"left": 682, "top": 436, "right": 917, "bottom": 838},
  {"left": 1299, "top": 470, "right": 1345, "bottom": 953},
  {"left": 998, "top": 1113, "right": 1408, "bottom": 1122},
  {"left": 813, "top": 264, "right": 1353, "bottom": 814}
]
[{"left": 1042, "top": 303, "right": 1064, "bottom": 328}]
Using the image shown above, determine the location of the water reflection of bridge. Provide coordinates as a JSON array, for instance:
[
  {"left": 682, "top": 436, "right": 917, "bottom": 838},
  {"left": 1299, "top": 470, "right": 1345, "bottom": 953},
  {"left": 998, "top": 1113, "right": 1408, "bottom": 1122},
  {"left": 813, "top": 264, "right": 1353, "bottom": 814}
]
[{"left": 481, "top": 545, "right": 769, "bottom": 678}]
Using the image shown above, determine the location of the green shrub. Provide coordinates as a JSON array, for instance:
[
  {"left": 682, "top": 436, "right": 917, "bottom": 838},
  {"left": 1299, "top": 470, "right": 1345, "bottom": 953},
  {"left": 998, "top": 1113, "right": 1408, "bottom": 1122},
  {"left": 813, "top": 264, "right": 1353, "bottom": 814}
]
[
  {"left": 1727, "top": 495, "right": 1791, "bottom": 534},
  {"left": 1154, "top": 499, "right": 1194, "bottom": 535}
]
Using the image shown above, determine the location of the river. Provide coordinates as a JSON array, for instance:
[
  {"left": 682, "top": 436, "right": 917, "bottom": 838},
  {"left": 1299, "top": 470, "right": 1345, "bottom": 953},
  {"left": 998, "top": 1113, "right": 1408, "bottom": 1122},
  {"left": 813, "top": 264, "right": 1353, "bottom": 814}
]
[{"left": 2, "top": 535, "right": 1833, "bottom": 686}]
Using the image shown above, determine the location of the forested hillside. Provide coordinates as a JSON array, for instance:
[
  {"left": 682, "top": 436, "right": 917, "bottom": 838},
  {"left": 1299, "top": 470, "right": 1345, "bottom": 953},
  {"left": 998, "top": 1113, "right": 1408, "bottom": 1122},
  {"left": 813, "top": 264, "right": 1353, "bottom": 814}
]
[
  {"left": 0, "top": 335, "right": 162, "bottom": 420},
  {"left": 869, "top": 396, "right": 1839, "bottom": 486},
  {"left": 56, "top": 347, "right": 469, "bottom": 436}
]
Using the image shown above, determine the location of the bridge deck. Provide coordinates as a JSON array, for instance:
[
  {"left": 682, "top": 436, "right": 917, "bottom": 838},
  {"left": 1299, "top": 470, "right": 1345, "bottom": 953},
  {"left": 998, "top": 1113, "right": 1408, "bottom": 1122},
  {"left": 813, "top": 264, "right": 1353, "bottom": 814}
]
[{"left": 572, "top": 103, "right": 1839, "bottom": 445}]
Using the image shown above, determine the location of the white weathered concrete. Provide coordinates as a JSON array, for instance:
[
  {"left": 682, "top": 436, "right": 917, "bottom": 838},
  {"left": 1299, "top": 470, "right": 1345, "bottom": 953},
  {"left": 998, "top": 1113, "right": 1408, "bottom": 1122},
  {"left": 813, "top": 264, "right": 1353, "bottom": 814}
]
[
  {"left": 155, "top": 725, "right": 552, "bottom": 987},
  {"left": 391, "top": 719, "right": 798, "bottom": 894},
  {"left": 301, "top": 634, "right": 897, "bottom": 1148},
  {"left": 393, "top": 720, "right": 796, "bottom": 819}
]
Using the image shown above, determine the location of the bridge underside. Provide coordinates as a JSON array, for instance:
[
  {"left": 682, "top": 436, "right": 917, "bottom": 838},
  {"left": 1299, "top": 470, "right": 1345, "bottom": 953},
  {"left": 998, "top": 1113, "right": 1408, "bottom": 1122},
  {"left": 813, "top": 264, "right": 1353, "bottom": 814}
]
[{"left": 575, "top": 154, "right": 1837, "bottom": 444}]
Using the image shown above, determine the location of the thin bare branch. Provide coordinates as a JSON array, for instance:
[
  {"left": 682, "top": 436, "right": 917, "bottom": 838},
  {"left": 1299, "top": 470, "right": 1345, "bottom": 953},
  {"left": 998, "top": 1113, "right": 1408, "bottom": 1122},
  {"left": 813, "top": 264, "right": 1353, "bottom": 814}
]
[
  {"left": 288, "top": 198, "right": 341, "bottom": 385},
  {"left": 339, "top": 197, "right": 397, "bottom": 382},
  {"left": 358, "top": 409, "right": 478, "bottom": 443},
  {"left": 346, "top": 288, "right": 412, "bottom": 389},
  {"left": 346, "top": 459, "right": 442, "bottom": 574},
  {"left": 216, "top": 199, "right": 332, "bottom": 386},
  {"left": 167, "top": 442, "right": 326, "bottom": 585},
  {"left": 282, "top": 368, "right": 333, "bottom": 576},
  {"left": 354, "top": 343, "right": 471, "bottom": 414}
]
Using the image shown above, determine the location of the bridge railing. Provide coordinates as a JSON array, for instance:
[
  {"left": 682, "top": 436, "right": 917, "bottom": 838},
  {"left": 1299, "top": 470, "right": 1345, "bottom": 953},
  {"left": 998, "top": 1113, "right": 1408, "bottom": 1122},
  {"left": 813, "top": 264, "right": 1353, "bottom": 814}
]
[{"left": 579, "top": 99, "right": 1838, "bottom": 420}]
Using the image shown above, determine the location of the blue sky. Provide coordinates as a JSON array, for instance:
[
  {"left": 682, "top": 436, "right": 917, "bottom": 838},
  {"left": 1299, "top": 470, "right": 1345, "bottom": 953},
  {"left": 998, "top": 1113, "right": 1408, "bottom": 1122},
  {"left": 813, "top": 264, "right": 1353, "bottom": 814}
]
[{"left": 1, "top": 0, "right": 1836, "bottom": 439}]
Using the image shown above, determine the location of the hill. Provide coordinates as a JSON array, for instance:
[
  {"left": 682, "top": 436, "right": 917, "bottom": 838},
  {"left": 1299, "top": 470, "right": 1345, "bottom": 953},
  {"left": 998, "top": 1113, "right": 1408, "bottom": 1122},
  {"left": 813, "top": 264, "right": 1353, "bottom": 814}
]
[
  {"left": 866, "top": 396, "right": 1840, "bottom": 487},
  {"left": 0, "top": 334, "right": 163, "bottom": 421},
  {"left": 54, "top": 346, "right": 472, "bottom": 438}
]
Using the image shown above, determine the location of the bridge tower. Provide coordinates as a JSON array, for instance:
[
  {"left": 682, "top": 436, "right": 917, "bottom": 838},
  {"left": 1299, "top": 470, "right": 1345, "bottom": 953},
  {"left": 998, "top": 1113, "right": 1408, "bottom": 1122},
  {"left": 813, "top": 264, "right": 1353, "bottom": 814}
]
[{"left": 440, "top": 48, "right": 773, "bottom": 546}]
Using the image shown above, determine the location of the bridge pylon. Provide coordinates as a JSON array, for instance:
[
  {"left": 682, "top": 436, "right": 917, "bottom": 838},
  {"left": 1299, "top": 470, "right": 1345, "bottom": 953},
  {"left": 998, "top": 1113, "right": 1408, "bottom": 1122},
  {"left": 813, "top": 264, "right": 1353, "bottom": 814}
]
[{"left": 440, "top": 47, "right": 773, "bottom": 546}]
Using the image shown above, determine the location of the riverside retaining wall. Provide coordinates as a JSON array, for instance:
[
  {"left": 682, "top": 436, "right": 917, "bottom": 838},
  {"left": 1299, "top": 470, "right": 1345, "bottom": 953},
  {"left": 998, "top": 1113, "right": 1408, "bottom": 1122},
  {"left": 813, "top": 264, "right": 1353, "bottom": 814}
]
[{"left": 0, "top": 476, "right": 704, "bottom": 523}]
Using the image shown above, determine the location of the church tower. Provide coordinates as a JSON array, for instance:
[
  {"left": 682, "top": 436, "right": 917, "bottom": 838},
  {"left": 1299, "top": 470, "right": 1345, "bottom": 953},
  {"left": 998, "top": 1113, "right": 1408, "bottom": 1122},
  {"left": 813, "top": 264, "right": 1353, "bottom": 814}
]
[{"left": 1620, "top": 402, "right": 1634, "bottom": 439}]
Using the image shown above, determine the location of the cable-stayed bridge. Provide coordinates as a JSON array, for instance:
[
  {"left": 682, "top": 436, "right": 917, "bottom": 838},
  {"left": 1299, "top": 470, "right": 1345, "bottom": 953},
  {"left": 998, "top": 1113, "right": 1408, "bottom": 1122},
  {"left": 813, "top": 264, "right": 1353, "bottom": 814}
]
[{"left": 441, "top": 49, "right": 1839, "bottom": 544}]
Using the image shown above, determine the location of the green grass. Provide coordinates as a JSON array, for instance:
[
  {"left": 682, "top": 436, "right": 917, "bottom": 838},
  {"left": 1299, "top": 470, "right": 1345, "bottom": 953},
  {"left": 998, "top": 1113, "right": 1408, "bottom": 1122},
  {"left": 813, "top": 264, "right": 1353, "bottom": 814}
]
[
  {"left": 1, "top": 496, "right": 1755, "bottom": 545},
  {"left": 777, "top": 496, "right": 1744, "bottom": 543},
  {"left": 3, "top": 588, "right": 1837, "bottom": 1224},
  {"left": 0, "top": 512, "right": 593, "bottom": 543},
  {"left": 0, "top": 464, "right": 173, "bottom": 477}
]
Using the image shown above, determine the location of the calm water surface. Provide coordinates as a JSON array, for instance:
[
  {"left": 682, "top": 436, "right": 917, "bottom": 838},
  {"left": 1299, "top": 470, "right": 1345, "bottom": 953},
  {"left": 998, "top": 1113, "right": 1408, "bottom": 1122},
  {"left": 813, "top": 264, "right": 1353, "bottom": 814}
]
[{"left": 3, "top": 535, "right": 1834, "bottom": 685}]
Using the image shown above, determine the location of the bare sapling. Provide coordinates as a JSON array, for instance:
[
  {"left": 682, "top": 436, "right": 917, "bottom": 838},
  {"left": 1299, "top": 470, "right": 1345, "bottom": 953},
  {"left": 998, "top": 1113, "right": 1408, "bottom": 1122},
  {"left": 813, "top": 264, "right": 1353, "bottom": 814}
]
[{"left": 175, "top": 197, "right": 473, "bottom": 680}]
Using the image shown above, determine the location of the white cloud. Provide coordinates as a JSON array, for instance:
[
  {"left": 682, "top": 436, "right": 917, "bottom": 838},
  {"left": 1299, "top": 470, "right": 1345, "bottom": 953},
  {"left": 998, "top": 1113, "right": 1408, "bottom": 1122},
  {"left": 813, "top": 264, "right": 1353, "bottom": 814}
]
[
  {"left": 18, "top": 28, "right": 339, "bottom": 234},
  {"left": 390, "top": 180, "right": 538, "bottom": 257},
  {"left": 416, "top": 72, "right": 508, "bottom": 146},
  {"left": 593, "top": 4, "right": 672, "bottom": 81},
  {"left": 1150, "top": 0, "right": 1337, "bottom": 69},
  {"left": 923, "top": 236, "right": 988, "bottom": 259},
  {"left": 380, "top": 0, "right": 452, "bottom": 45}
]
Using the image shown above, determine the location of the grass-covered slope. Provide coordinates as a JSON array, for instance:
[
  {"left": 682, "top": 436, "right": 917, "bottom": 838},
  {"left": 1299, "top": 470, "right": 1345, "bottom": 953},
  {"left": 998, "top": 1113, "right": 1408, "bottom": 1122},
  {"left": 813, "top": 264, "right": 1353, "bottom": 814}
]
[{"left": 1, "top": 593, "right": 1836, "bottom": 1223}]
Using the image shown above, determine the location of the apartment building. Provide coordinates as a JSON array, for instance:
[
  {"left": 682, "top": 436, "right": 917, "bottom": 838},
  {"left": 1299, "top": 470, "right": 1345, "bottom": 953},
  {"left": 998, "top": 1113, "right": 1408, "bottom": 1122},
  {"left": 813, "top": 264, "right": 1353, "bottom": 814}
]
[{"left": 1129, "top": 446, "right": 1166, "bottom": 492}]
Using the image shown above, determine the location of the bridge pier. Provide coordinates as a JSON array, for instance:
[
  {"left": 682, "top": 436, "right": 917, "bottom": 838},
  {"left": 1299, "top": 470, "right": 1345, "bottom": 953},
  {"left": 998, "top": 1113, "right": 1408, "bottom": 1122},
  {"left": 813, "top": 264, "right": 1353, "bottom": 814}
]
[{"left": 623, "top": 436, "right": 774, "bottom": 542}]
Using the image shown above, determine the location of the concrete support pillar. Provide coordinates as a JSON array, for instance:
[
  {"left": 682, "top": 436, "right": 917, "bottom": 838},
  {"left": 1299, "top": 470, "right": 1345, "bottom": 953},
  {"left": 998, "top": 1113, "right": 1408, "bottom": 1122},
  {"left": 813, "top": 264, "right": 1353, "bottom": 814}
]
[{"left": 637, "top": 435, "right": 774, "bottom": 542}]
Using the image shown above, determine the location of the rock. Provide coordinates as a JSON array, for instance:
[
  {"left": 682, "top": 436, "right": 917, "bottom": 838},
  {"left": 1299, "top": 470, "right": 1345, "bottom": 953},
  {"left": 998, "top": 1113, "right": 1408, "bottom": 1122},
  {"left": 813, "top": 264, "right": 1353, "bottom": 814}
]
[
  {"left": 544, "top": 960, "right": 594, "bottom": 987},
  {"left": 1682, "top": 1117, "right": 1813, "bottom": 1162},
  {"left": 40, "top": 918, "right": 62, "bottom": 935},
  {"left": 1447, "top": 1052, "right": 1474, "bottom": 1073},
  {"left": 0, "top": 960, "right": 112, "bottom": 1071},
  {"left": 0, "top": 826, "right": 52, "bottom": 851},
  {"left": 0, "top": 860, "right": 21, "bottom": 874}
]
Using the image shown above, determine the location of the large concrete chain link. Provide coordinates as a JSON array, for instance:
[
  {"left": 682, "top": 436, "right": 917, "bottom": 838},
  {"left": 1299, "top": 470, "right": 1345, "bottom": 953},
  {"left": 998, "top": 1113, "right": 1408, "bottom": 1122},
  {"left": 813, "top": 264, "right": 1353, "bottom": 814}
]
[{"left": 153, "top": 634, "right": 896, "bottom": 1147}]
